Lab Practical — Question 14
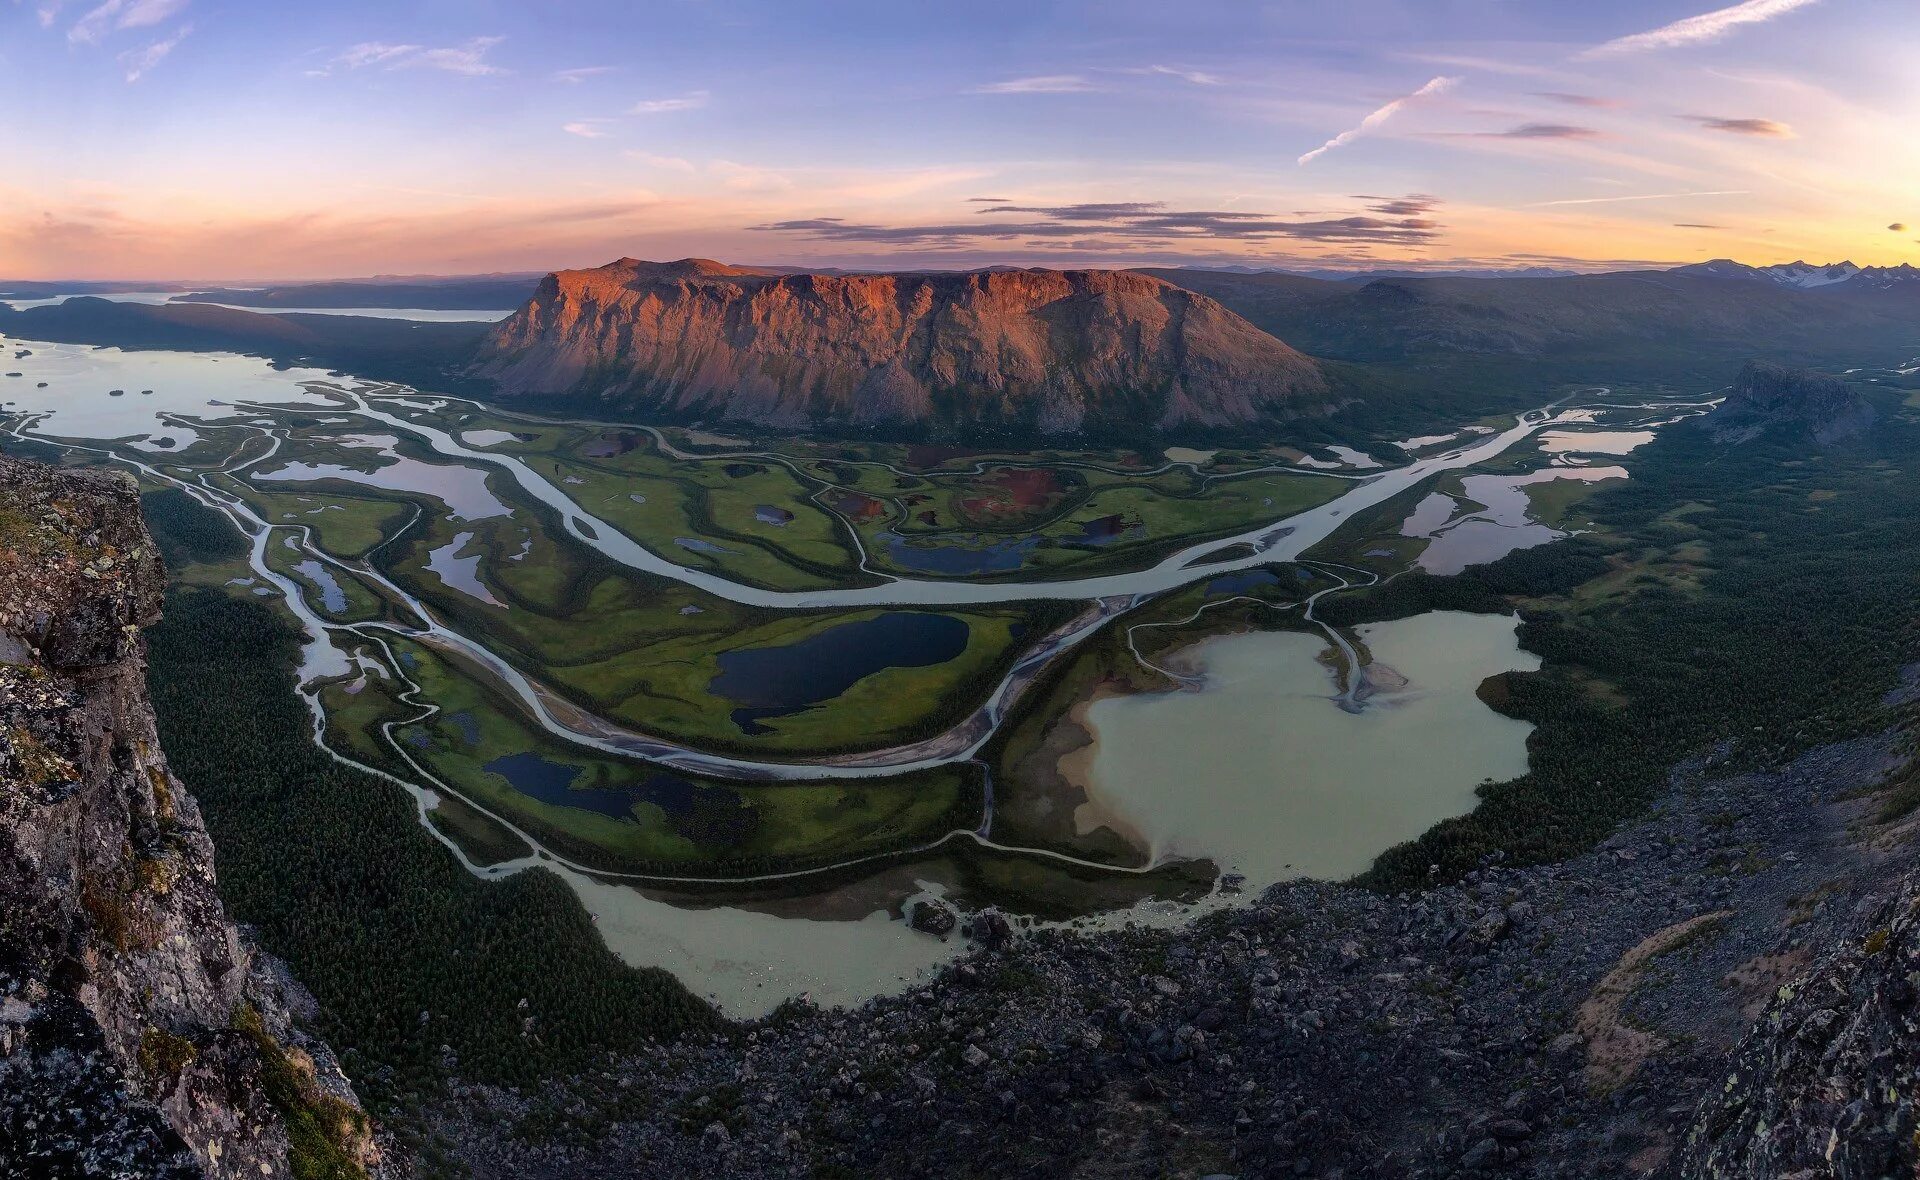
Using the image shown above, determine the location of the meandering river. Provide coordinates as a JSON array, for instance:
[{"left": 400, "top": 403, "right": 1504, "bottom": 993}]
[{"left": 0, "top": 335, "right": 1711, "bottom": 1015}]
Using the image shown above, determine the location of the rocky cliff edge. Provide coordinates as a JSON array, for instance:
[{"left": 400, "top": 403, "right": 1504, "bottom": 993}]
[{"left": 0, "top": 456, "right": 378, "bottom": 1179}]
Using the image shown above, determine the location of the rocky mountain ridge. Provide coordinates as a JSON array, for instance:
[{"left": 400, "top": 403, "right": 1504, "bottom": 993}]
[
  {"left": 1670, "top": 259, "right": 1920, "bottom": 293},
  {"left": 1147, "top": 266, "right": 1920, "bottom": 370},
  {"left": 1679, "top": 865, "right": 1920, "bottom": 1176},
  {"left": 1710, "top": 359, "right": 1877, "bottom": 444},
  {"left": 471, "top": 258, "right": 1330, "bottom": 434},
  {"left": 0, "top": 457, "right": 377, "bottom": 1178}
]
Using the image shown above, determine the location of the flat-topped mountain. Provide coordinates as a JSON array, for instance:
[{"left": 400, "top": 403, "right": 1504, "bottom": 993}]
[{"left": 471, "top": 258, "right": 1329, "bottom": 435}]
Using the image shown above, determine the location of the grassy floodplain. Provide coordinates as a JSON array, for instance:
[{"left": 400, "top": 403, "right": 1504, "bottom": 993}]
[
  {"left": 119, "top": 389, "right": 1388, "bottom": 882},
  {"left": 98, "top": 378, "right": 1781, "bottom": 896},
  {"left": 320, "top": 634, "right": 985, "bottom": 877},
  {"left": 362, "top": 393, "right": 1353, "bottom": 586},
  {"left": 346, "top": 469, "right": 1064, "bottom": 755}
]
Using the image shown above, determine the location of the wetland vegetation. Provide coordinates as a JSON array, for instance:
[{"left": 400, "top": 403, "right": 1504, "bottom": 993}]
[{"left": 12, "top": 331, "right": 1919, "bottom": 1032}]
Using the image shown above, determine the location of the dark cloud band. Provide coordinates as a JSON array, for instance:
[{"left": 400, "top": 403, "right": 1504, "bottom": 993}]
[{"left": 752, "top": 197, "right": 1445, "bottom": 247}]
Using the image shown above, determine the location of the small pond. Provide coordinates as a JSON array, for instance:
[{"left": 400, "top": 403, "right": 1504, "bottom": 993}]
[
  {"left": 1066, "top": 514, "right": 1144, "bottom": 547},
  {"left": 482, "top": 753, "right": 637, "bottom": 818},
  {"left": 1205, "top": 569, "right": 1280, "bottom": 595},
  {"left": 877, "top": 529, "right": 1041, "bottom": 575},
  {"left": 291, "top": 560, "right": 348, "bottom": 613},
  {"left": 710, "top": 612, "right": 971, "bottom": 734},
  {"left": 425, "top": 532, "right": 504, "bottom": 606}
]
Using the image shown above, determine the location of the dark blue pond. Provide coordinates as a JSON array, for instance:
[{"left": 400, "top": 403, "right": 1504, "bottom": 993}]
[
  {"left": 446, "top": 710, "right": 480, "bottom": 747},
  {"left": 1066, "top": 514, "right": 1144, "bottom": 547},
  {"left": 710, "top": 611, "right": 971, "bottom": 734},
  {"left": 639, "top": 775, "right": 758, "bottom": 843},
  {"left": 483, "top": 753, "right": 637, "bottom": 818},
  {"left": 878, "top": 530, "right": 1040, "bottom": 575},
  {"left": 481, "top": 755, "right": 758, "bottom": 841},
  {"left": 1206, "top": 570, "right": 1280, "bottom": 595}
]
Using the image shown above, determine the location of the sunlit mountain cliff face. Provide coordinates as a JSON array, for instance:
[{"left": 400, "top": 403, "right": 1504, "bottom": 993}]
[{"left": 473, "top": 258, "right": 1331, "bottom": 435}]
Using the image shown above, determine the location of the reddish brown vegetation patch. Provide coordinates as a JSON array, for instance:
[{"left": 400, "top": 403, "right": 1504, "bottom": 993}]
[{"left": 957, "top": 466, "right": 1070, "bottom": 525}]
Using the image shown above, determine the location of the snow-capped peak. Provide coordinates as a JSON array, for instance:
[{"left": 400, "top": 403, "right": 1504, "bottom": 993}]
[
  {"left": 1671, "top": 258, "right": 1920, "bottom": 292},
  {"left": 1765, "top": 260, "right": 1860, "bottom": 288}
]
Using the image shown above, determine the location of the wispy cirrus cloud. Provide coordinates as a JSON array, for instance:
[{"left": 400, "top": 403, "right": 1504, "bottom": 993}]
[
  {"left": 975, "top": 66, "right": 1218, "bottom": 95},
  {"left": 626, "top": 151, "right": 696, "bottom": 173},
  {"left": 408, "top": 37, "right": 508, "bottom": 76},
  {"left": 554, "top": 66, "right": 613, "bottom": 83},
  {"left": 117, "top": 20, "right": 188, "bottom": 81},
  {"left": 318, "top": 36, "right": 507, "bottom": 77},
  {"left": 1532, "top": 92, "right": 1621, "bottom": 109},
  {"left": 1526, "top": 189, "right": 1748, "bottom": 207},
  {"left": 1473, "top": 122, "right": 1604, "bottom": 139},
  {"left": 1395, "top": 53, "right": 1557, "bottom": 78},
  {"left": 67, "top": 0, "right": 188, "bottom": 44},
  {"left": 562, "top": 121, "right": 610, "bottom": 139},
  {"left": 1132, "top": 64, "right": 1223, "bottom": 86},
  {"left": 752, "top": 195, "right": 1445, "bottom": 249},
  {"left": 1580, "top": 0, "right": 1822, "bottom": 58},
  {"left": 631, "top": 91, "right": 709, "bottom": 113},
  {"left": 973, "top": 74, "right": 1097, "bottom": 94},
  {"left": 1298, "top": 76, "right": 1456, "bottom": 165},
  {"left": 1431, "top": 122, "right": 1605, "bottom": 142},
  {"left": 1680, "top": 115, "right": 1794, "bottom": 136}
]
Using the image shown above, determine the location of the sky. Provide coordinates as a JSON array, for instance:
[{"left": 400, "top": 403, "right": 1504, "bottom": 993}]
[{"left": 3, "top": 0, "right": 1918, "bottom": 279}]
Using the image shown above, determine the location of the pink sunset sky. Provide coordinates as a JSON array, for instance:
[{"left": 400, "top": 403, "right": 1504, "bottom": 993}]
[{"left": 5, "top": 0, "right": 1917, "bottom": 279}]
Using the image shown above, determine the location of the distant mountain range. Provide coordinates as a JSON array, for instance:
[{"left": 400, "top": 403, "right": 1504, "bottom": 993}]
[
  {"left": 6, "top": 256, "right": 1917, "bottom": 440},
  {"left": 0, "top": 280, "right": 193, "bottom": 299},
  {"left": 471, "top": 258, "right": 1331, "bottom": 435},
  {"left": 0, "top": 297, "right": 486, "bottom": 386},
  {"left": 174, "top": 276, "right": 540, "bottom": 311},
  {"left": 1668, "top": 259, "right": 1920, "bottom": 293},
  {"left": 1149, "top": 264, "right": 1583, "bottom": 281},
  {"left": 1147, "top": 265, "right": 1920, "bottom": 375}
]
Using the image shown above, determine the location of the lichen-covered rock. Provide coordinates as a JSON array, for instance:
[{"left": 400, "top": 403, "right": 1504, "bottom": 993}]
[
  {"left": 0, "top": 456, "right": 377, "bottom": 1179},
  {"left": 1677, "top": 875, "right": 1920, "bottom": 1178}
]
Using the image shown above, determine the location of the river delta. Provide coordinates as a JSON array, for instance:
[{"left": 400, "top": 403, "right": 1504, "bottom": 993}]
[{"left": 0, "top": 332, "right": 1712, "bottom": 1014}]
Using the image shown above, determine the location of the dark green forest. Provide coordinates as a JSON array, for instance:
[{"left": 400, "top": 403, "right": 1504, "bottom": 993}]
[
  {"left": 127, "top": 382, "right": 1920, "bottom": 1132},
  {"left": 1343, "top": 398, "right": 1920, "bottom": 887},
  {"left": 144, "top": 502, "right": 719, "bottom": 1112}
]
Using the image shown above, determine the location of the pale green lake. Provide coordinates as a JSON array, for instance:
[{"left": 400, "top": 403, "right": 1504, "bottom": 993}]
[{"left": 1083, "top": 610, "right": 1540, "bottom": 885}]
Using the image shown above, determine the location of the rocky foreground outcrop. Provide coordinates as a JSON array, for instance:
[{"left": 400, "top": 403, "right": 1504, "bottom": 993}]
[
  {"left": 0, "top": 457, "right": 377, "bottom": 1178},
  {"left": 429, "top": 730, "right": 1920, "bottom": 1179},
  {"left": 1710, "top": 360, "right": 1876, "bottom": 445},
  {"left": 472, "top": 258, "right": 1330, "bottom": 434},
  {"left": 1679, "top": 868, "right": 1920, "bottom": 1177}
]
